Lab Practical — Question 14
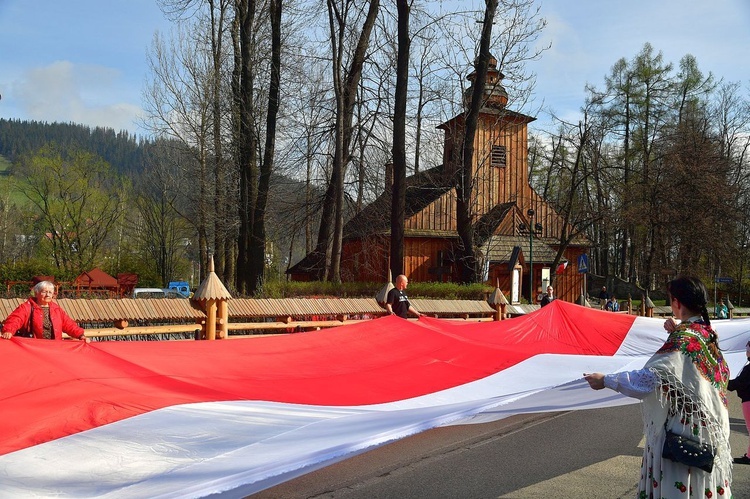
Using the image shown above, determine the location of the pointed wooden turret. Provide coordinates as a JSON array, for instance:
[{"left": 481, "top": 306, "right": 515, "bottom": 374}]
[
  {"left": 487, "top": 279, "right": 509, "bottom": 320},
  {"left": 192, "top": 255, "right": 232, "bottom": 340}
]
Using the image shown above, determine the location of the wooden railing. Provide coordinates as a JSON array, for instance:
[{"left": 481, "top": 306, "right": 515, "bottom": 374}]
[{"left": 0, "top": 297, "right": 496, "bottom": 341}]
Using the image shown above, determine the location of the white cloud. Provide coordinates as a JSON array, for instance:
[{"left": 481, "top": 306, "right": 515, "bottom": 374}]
[{"left": 9, "top": 61, "right": 142, "bottom": 133}]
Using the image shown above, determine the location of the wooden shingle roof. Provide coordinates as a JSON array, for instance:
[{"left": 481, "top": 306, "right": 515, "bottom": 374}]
[
  {"left": 228, "top": 298, "right": 385, "bottom": 318},
  {"left": 474, "top": 202, "right": 515, "bottom": 246},
  {"left": 288, "top": 165, "right": 454, "bottom": 275},
  {"left": 343, "top": 164, "right": 454, "bottom": 239},
  {"left": 193, "top": 255, "right": 233, "bottom": 301},
  {"left": 481, "top": 235, "right": 559, "bottom": 264}
]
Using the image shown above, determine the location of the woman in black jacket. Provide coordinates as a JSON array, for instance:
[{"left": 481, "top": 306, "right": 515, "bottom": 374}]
[{"left": 729, "top": 341, "right": 750, "bottom": 464}]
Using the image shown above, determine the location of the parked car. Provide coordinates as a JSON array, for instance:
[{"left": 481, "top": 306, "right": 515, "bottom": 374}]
[
  {"left": 167, "top": 281, "right": 191, "bottom": 298},
  {"left": 131, "top": 288, "right": 186, "bottom": 299}
]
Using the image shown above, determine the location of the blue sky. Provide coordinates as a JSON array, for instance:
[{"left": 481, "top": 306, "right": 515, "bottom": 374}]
[{"left": 0, "top": 0, "right": 749, "bottom": 137}]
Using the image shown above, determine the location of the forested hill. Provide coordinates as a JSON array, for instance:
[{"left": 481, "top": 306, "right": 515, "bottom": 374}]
[{"left": 0, "top": 119, "right": 147, "bottom": 175}]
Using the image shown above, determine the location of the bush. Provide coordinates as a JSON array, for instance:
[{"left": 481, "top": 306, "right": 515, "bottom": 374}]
[{"left": 258, "top": 280, "right": 494, "bottom": 300}]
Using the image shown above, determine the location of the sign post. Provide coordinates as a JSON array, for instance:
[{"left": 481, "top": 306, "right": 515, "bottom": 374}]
[
  {"left": 578, "top": 254, "right": 589, "bottom": 303},
  {"left": 714, "top": 275, "right": 733, "bottom": 312}
]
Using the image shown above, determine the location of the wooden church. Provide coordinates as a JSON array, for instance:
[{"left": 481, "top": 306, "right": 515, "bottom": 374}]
[{"left": 289, "top": 56, "right": 588, "bottom": 304}]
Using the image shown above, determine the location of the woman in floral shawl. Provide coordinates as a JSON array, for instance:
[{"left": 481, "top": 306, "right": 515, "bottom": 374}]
[{"left": 585, "top": 276, "right": 731, "bottom": 498}]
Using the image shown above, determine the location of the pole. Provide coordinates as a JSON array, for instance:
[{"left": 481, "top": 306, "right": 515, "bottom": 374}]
[
  {"left": 740, "top": 246, "right": 745, "bottom": 307},
  {"left": 714, "top": 262, "right": 719, "bottom": 314},
  {"left": 527, "top": 209, "right": 535, "bottom": 304},
  {"left": 529, "top": 229, "right": 533, "bottom": 303},
  {"left": 583, "top": 271, "right": 587, "bottom": 305}
]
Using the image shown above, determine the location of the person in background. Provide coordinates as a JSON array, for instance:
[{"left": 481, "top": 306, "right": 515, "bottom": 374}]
[
  {"left": 598, "top": 286, "right": 609, "bottom": 309},
  {"left": 1, "top": 280, "right": 87, "bottom": 341},
  {"left": 540, "top": 286, "right": 555, "bottom": 307},
  {"left": 605, "top": 295, "right": 620, "bottom": 312},
  {"left": 584, "top": 275, "right": 731, "bottom": 498},
  {"left": 729, "top": 341, "right": 750, "bottom": 464},
  {"left": 385, "top": 275, "right": 421, "bottom": 319},
  {"left": 715, "top": 298, "right": 728, "bottom": 320}
]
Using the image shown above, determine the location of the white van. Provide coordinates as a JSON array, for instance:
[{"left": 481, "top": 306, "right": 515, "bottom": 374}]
[{"left": 131, "top": 288, "right": 186, "bottom": 299}]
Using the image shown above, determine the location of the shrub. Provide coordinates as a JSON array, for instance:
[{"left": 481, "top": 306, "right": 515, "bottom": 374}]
[{"left": 258, "top": 280, "right": 494, "bottom": 300}]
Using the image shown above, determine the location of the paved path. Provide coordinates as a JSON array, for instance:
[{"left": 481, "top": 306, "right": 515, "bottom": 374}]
[{"left": 252, "top": 395, "right": 750, "bottom": 498}]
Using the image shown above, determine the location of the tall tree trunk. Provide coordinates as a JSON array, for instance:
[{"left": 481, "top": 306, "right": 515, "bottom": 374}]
[
  {"left": 619, "top": 92, "right": 631, "bottom": 279},
  {"left": 210, "top": 0, "right": 228, "bottom": 281},
  {"left": 315, "top": 0, "right": 380, "bottom": 282},
  {"left": 456, "top": 0, "right": 497, "bottom": 283},
  {"left": 390, "top": 0, "right": 409, "bottom": 279},
  {"left": 198, "top": 139, "right": 210, "bottom": 283},
  {"left": 248, "top": 0, "right": 282, "bottom": 294},
  {"left": 234, "top": 0, "right": 259, "bottom": 294}
]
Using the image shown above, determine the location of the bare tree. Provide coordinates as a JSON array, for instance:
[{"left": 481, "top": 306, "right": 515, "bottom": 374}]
[
  {"left": 132, "top": 141, "right": 195, "bottom": 285},
  {"left": 142, "top": 22, "right": 214, "bottom": 283},
  {"left": 233, "top": 0, "right": 264, "bottom": 294},
  {"left": 455, "top": 0, "right": 497, "bottom": 283},
  {"left": 313, "top": 0, "right": 380, "bottom": 282},
  {"left": 390, "top": 0, "right": 410, "bottom": 278},
  {"left": 207, "top": 0, "right": 234, "bottom": 282},
  {"left": 245, "top": 0, "right": 282, "bottom": 293}
]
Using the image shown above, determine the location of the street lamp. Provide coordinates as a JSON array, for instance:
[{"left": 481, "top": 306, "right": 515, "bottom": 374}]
[{"left": 519, "top": 209, "right": 542, "bottom": 304}]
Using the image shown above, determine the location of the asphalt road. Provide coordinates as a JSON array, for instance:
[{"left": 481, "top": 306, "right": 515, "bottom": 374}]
[{"left": 251, "top": 395, "right": 750, "bottom": 499}]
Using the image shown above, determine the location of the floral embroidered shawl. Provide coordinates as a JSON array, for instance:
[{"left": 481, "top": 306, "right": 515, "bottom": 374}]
[{"left": 644, "top": 320, "right": 732, "bottom": 484}]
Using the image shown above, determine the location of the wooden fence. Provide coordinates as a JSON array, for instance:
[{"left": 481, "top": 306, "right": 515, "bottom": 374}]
[
  {"left": 0, "top": 297, "right": 497, "bottom": 340},
  {"left": 8, "top": 296, "right": 740, "bottom": 341}
]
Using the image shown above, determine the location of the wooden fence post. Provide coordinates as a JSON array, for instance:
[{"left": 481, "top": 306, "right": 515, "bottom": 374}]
[
  {"left": 644, "top": 295, "right": 654, "bottom": 318},
  {"left": 192, "top": 255, "right": 232, "bottom": 340},
  {"left": 488, "top": 281, "right": 509, "bottom": 321}
]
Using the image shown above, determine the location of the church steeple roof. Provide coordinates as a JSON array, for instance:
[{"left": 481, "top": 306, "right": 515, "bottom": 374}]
[{"left": 463, "top": 53, "right": 508, "bottom": 110}]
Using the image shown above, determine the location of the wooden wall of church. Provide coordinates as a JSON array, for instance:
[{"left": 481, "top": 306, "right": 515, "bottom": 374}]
[
  {"left": 340, "top": 236, "right": 389, "bottom": 282},
  {"left": 404, "top": 237, "right": 457, "bottom": 283},
  {"left": 471, "top": 115, "right": 528, "bottom": 215},
  {"left": 549, "top": 245, "right": 587, "bottom": 303},
  {"left": 430, "top": 112, "right": 562, "bottom": 236},
  {"left": 339, "top": 232, "right": 587, "bottom": 305},
  {"left": 340, "top": 236, "right": 458, "bottom": 283}
]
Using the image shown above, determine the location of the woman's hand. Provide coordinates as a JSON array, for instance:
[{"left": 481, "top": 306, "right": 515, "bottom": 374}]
[
  {"left": 663, "top": 317, "right": 677, "bottom": 333},
  {"left": 1, "top": 332, "right": 13, "bottom": 340},
  {"left": 584, "top": 373, "right": 605, "bottom": 390}
]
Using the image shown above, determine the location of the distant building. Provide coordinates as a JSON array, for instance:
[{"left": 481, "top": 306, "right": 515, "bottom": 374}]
[{"left": 289, "top": 55, "right": 588, "bottom": 303}]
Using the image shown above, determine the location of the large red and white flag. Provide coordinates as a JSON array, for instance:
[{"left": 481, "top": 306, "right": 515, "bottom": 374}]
[{"left": 1, "top": 300, "right": 747, "bottom": 497}]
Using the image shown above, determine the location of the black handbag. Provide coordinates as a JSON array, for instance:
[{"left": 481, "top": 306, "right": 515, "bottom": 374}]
[{"left": 662, "top": 429, "right": 715, "bottom": 473}]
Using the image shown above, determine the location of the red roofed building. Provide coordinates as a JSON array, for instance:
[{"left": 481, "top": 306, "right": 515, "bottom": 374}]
[{"left": 72, "top": 268, "right": 120, "bottom": 297}]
